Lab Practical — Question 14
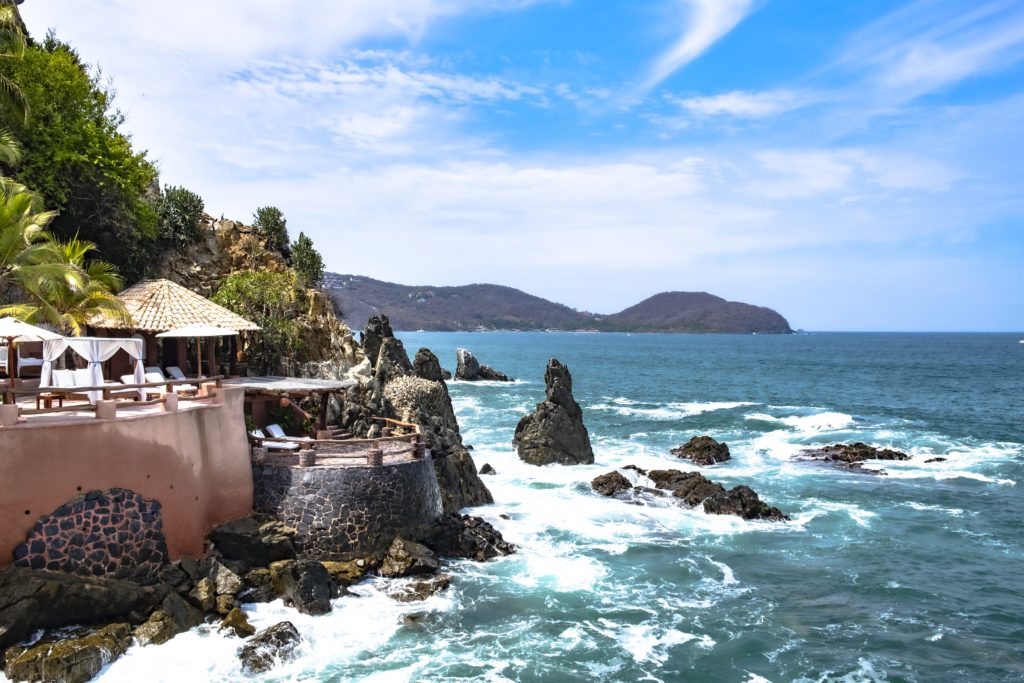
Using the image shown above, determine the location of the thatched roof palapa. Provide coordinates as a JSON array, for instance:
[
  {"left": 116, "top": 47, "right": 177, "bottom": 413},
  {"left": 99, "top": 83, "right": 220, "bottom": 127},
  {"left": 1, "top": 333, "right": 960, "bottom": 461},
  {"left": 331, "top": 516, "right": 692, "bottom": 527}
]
[{"left": 93, "top": 279, "right": 261, "bottom": 333}]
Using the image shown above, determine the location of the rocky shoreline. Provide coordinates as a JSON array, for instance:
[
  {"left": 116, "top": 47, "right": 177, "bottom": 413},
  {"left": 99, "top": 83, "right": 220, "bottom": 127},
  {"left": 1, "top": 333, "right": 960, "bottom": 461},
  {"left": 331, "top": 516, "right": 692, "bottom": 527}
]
[{"left": 0, "top": 513, "right": 514, "bottom": 681}]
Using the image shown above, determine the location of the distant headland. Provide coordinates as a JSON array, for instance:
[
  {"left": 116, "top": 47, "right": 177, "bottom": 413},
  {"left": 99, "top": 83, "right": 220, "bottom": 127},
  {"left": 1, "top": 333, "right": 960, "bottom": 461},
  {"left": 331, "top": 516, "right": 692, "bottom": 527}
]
[{"left": 326, "top": 274, "right": 793, "bottom": 334}]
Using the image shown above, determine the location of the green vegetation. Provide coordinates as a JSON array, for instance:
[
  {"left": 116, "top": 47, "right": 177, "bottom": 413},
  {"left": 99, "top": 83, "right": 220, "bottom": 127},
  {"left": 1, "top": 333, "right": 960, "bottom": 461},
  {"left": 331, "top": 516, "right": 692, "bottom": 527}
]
[
  {"left": 157, "top": 185, "right": 204, "bottom": 246},
  {"left": 252, "top": 206, "right": 290, "bottom": 257},
  {"left": 0, "top": 4, "right": 28, "bottom": 166},
  {"left": 211, "top": 270, "right": 307, "bottom": 374},
  {"left": 0, "top": 32, "right": 157, "bottom": 281},
  {"left": 290, "top": 231, "right": 324, "bottom": 289}
]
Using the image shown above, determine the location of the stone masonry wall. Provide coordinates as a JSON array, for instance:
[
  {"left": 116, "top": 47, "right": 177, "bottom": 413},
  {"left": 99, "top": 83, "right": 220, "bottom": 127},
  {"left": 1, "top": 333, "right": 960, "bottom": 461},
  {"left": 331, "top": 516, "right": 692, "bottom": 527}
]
[
  {"left": 252, "top": 458, "right": 443, "bottom": 560},
  {"left": 13, "top": 488, "right": 168, "bottom": 584}
]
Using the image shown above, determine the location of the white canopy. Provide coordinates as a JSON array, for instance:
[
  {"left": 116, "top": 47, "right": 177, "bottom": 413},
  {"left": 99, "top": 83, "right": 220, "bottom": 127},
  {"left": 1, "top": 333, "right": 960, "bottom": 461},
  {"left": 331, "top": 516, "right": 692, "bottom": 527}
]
[
  {"left": 156, "top": 325, "right": 239, "bottom": 338},
  {"left": 0, "top": 317, "right": 63, "bottom": 342},
  {"left": 40, "top": 337, "right": 146, "bottom": 403}
]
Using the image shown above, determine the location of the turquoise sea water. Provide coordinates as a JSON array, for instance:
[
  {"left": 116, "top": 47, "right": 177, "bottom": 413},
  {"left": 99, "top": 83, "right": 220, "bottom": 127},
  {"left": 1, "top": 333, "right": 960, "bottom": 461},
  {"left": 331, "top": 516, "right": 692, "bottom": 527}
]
[{"left": 95, "top": 332, "right": 1023, "bottom": 682}]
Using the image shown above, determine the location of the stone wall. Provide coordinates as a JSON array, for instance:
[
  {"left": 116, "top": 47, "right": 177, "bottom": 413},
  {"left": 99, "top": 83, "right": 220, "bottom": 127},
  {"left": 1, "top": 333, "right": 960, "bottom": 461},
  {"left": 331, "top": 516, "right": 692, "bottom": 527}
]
[
  {"left": 13, "top": 489, "right": 168, "bottom": 584},
  {"left": 252, "top": 458, "right": 443, "bottom": 560},
  {"left": 0, "top": 387, "right": 253, "bottom": 564}
]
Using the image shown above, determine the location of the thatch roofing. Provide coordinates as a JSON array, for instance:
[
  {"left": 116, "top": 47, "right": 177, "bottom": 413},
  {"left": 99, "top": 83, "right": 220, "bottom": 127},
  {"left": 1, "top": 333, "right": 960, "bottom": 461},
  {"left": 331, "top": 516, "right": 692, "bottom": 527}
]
[{"left": 93, "top": 279, "right": 261, "bottom": 333}]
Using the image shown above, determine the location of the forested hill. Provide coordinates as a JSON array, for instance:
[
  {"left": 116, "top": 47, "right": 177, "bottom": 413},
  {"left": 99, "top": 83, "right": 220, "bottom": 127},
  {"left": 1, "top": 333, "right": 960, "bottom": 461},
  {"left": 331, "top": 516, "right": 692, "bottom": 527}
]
[{"left": 325, "top": 274, "right": 793, "bottom": 334}]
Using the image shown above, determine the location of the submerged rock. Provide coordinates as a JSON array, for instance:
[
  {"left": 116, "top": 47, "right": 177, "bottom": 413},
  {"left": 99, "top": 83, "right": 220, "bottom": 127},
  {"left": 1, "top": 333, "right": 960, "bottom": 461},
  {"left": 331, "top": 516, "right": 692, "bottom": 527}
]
[
  {"left": 455, "top": 348, "right": 512, "bottom": 382},
  {"left": 671, "top": 436, "right": 731, "bottom": 466},
  {"left": 4, "top": 623, "right": 132, "bottom": 683},
  {"left": 380, "top": 538, "right": 440, "bottom": 578},
  {"left": 479, "top": 463, "right": 496, "bottom": 475},
  {"left": 420, "top": 514, "right": 515, "bottom": 562},
  {"left": 925, "top": 457, "right": 947, "bottom": 464},
  {"left": 387, "top": 574, "right": 453, "bottom": 603},
  {"left": 514, "top": 358, "right": 594, "bottom": 466},
  {"left": 591, "top": 471, "right": 633, "bottom": 497},
  {"left": 609, "top": 468, "right": 788, "bottom": 521},
  {"left": 238, "top": 621, "right": 302, "bottom": 675},
  {"left": 798, "top": 442, "right": 910, "bottom": 465}
]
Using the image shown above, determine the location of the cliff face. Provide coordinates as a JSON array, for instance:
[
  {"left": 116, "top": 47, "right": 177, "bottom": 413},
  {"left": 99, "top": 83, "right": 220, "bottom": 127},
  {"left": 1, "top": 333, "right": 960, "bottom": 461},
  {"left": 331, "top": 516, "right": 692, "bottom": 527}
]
[{"left": 150, "top": 215, "right": 364, "bottom": 379}]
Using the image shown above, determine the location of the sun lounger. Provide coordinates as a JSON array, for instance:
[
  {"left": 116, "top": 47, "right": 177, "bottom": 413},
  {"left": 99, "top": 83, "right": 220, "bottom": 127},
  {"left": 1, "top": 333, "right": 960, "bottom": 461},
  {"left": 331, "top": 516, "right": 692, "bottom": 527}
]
[
  {"left": 265, "top": 423, "right": 313, "bottom": 442},
  {"left": 164, "top": 366, "right": 200, "bottom": 392},
  {"left": 250, "top": 428, "right": 300, "bottom": 451},
  {"left": 142, "top": 370, "right": 197, "bottom": 397}
]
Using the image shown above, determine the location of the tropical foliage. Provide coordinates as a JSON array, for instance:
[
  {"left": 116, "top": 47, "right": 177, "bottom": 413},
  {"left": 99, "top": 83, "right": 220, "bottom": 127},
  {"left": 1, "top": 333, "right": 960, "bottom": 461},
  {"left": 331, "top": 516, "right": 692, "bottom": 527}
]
[
  {"left": 157, "top": 185, "right": 205, "bottom": 246},
  {"left": 211, "top": 270, "right": 306, "bottom": 374},
  {"left": 290, "top": 231, "right": 324, "bottom": 289},
  {"left": 252, "top": 206, "right": 290, "bottom": 257},
  {"left": 0, "top": 32, "right": 158, "bottom": 282},
  {"left": 0, "top": 177, "right": 59, "bottom": 300},
  {"left": 0, "top": 3, "right": 27, "bottom": 167}
]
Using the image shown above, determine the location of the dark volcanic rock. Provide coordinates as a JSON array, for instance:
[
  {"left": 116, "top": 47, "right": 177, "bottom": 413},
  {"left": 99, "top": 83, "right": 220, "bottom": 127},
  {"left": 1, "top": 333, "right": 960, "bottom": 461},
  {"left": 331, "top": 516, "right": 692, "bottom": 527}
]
[
  {"left": 3, "top": 623, "right": 132, "bottom": 683},
  {"left": 219, "top": 608, "right": 256, "bottom": 639},
  {"left": 798, "top": 442, "right": 910, "bottom": 467},
  {"left": 271, "top": 560, "right": 336, "bottom": 616},
  {"left": 387, "top": 574, "right": 453, "bottom": 603},
  {"left": 455, "top": 348, "right": 511, "bottom": 382},
  {"left": 645, "top": 469, "right": 788, "bottom": 521},
  {"left": 379, "top": 537, "right": 440, "bottom": 578},
  {"left": 925, "top": 457, "right": 947, "bottom": 463},
  {"left": 208, "top": 516, "right": 297, "bottom": 569},
  {"left": 134, "top": 592, "right": 205, "bottom": 646},
  {"left": 623, "top": 464, "right": 647, "bottom": 476},
  {"left": 591, "top": 471, "right": 633, "bottom": 497},
  {"left": 339, "top": 321, "right": 494, "bottom": 514},
  {"left": 360, "top": 315, "right": 395, "bottom": 371},
  {"left": 703, "top": 486, "right": 789, "bottom": 521},
  {"left": 239, "top": 621, "right": 302, "bottom": 675},
  {"left": 420, "top": 514, "right": 515, "bottom": 562},
  {"left": 479, "top": 463, "right": 496, "bottom": 475},
  {"left": 671, "top": 436, "right": 731, "bottom": 466},
  {"left": 514, "top": 358, "right": 594, "bottom": 466},
  {"left": 412, "top": 348, "right": 446, "bottom": 382},
  {"left": 648, "top": 469, "right": 726, "bottom": 506},
  {"left": 0, "top": 567, "right": 156, "bottom": 651}
]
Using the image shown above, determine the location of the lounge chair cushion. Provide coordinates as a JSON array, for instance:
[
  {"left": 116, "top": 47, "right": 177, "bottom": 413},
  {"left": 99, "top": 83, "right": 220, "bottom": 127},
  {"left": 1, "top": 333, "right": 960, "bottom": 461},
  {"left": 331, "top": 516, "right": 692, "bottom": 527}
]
[{"left": 265, "top": 423, "right": 312, "bottom": 441}]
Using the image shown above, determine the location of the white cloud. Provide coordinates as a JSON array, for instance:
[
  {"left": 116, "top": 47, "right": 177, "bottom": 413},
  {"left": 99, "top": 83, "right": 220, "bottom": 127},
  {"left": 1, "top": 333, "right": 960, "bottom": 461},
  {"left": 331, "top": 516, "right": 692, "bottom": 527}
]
[
  {"left": 667, "top": 89, "right": 825, "bottom": 119},
  {"left": 836, "top": 0, "right": 1024, "bottom": 100},
  {"left": 641, "top": 0, "right": 756, "bottom": 92}
]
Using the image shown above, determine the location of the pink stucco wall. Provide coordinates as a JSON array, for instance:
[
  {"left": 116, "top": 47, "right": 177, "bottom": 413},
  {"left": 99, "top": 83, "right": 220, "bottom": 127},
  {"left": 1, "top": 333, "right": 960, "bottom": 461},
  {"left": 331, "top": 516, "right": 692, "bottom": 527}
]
[{"left": 0, "top": 387, "right": 253, "bottom": 563}]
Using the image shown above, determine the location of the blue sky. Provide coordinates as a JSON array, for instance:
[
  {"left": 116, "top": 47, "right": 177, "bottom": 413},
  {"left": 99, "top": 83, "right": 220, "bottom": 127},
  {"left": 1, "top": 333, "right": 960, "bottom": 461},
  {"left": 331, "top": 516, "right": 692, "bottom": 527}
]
[{"left": 22, "top": 0, "right": 1024, "bottom": 331}]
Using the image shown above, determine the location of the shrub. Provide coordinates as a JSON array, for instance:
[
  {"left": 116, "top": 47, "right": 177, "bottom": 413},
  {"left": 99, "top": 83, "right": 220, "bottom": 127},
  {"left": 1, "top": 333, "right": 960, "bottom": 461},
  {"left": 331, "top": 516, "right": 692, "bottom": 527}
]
[{"left": 290, "top": 231, "right": 324, "bottom": 289}]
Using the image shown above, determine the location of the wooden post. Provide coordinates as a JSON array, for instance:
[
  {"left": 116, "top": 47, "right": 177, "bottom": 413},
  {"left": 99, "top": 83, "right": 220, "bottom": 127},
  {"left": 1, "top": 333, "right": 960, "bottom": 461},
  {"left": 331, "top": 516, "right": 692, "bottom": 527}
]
[
  {"left": 318, "top": 392, "right": 329, "bottom": 431},
  {"left": 229, "top": 336, "right": 237, "bottom": 377},
  {"left": 206, "top": 337, "right": 217, "bottom": 377}
]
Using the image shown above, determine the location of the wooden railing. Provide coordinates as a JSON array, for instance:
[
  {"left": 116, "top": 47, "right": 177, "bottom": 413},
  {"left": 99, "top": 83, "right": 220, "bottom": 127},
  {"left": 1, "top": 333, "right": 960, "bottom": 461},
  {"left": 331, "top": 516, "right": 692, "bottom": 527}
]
[
  {"left": 0, "top": 376, "right": 225, "bottom": 418},
  {"left": 251, "top": 416, "right": 427, "bottom": 467}
]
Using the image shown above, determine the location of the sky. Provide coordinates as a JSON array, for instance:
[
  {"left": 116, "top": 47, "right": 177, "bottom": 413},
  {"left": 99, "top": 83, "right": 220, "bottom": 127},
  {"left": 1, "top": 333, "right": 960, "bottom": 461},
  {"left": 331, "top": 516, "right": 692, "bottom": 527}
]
[{"left": 21, "top": 0, "right": 1024, "bottom": 331}]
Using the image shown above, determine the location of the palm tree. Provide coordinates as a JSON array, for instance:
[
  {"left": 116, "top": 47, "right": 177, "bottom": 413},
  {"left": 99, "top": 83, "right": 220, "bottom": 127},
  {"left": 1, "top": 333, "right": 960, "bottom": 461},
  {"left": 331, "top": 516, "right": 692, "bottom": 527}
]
[
  {"left": 0, "top": 176, "right": 64, "bottom": 300},
  {"left": 0, "top": 2, "right": 27, "bottom": 166},
  {"left": 5, "top": 235, "right": 131, "bottom": 335}
]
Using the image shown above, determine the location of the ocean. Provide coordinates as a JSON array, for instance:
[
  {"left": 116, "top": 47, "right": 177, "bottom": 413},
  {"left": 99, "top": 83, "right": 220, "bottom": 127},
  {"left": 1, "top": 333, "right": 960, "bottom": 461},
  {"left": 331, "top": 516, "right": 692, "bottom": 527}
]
[{"left": 95, "top": 332, "right": 1023, "bottom": 682}]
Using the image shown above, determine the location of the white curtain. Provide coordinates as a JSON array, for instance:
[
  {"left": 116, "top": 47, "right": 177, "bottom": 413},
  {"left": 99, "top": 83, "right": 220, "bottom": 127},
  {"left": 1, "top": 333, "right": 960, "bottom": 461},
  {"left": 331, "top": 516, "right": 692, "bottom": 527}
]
[{"left": 41, "top": 338, "right": 146, "bottom": 403}]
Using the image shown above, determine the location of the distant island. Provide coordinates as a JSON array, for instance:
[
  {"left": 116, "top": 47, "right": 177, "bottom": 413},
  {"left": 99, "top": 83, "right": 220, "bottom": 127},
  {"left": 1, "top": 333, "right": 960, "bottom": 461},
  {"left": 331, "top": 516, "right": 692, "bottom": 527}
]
[{"left": 325, "top": 274, "right": 793, "bottom": 334}]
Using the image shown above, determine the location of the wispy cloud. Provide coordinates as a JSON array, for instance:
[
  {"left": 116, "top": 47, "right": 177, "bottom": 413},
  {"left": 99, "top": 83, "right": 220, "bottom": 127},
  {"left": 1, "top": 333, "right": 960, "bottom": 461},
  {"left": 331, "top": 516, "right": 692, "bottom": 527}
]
[
  {"left": 665, "top": 88, "right": 826, "bottom": 120},
  {"left": 836, "top": 0, "right": 1024, "bottom": 100},
  {"left": 640, "top": 0, "right": 756, "bottom": 92}
]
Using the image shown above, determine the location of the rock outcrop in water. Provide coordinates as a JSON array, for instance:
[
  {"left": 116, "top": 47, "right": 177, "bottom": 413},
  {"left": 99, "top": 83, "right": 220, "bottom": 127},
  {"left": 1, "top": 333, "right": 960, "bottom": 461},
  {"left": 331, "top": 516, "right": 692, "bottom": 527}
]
[
  {"left": 514, "top": 358, "right": 594, "bottom": 466},
  {"left": 454, "top": 348, "right": 512, "bottom": 382},
  {"left": 671, "top": 436, "right": 731, "bottom": 466},
  {"left": 339, "top": 316, "right": 493, "bottom": 512},
  {"left": 797, "top": 442, "right": 910, "bottom": 474},
  {"left": 591, "top": 468, "right": 788, "bottom": 521}
]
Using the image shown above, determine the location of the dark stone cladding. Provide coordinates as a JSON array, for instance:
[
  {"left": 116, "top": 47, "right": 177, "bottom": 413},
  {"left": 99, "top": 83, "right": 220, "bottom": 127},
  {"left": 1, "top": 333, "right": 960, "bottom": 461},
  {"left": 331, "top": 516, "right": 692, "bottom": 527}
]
[
  {"left": 13, "top": 488, "right": 169, "bottom": 584},
  {"left": 252, "top": 458, "right": 444, "bottom": 560}
]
